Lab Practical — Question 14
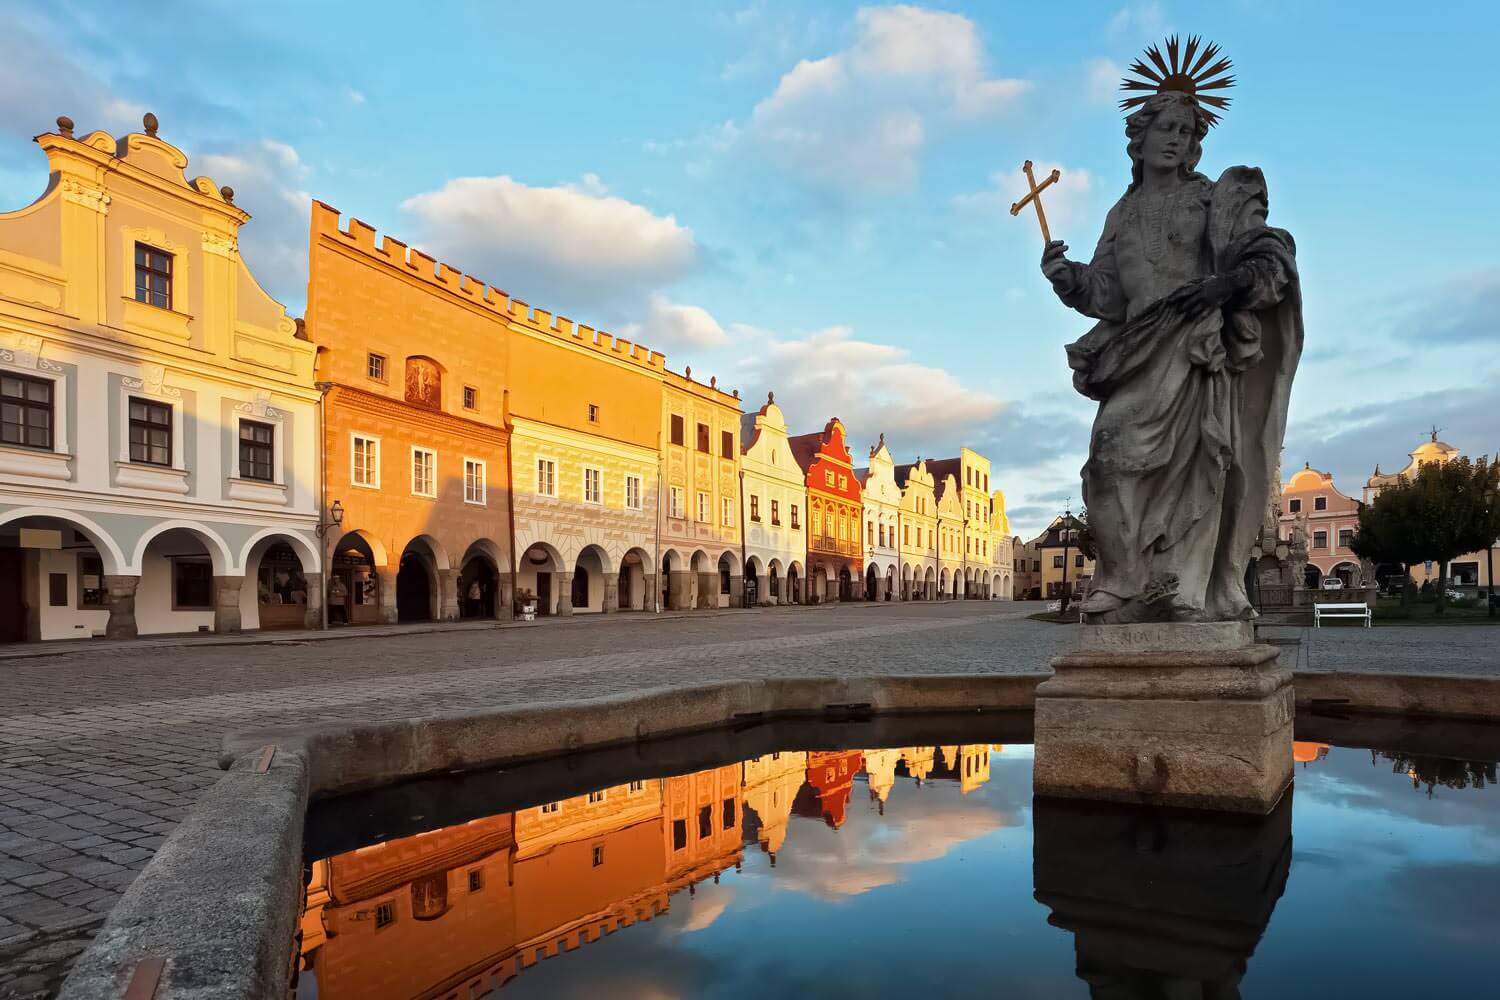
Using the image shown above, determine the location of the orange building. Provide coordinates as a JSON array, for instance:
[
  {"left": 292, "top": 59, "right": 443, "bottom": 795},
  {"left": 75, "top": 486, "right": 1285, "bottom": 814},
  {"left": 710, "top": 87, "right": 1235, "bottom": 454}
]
[
  {"left": 305, "top": 202, "right": 513, "bottom": 625},
  {"left": 788, "top": 418, "right": 863, "bottom": 602},
  {"left": 795, "top": 750, "right": 864, "bottom": 829},
  {"left": 1278, "top": 462, "right": 1363, "bottom": 587}
]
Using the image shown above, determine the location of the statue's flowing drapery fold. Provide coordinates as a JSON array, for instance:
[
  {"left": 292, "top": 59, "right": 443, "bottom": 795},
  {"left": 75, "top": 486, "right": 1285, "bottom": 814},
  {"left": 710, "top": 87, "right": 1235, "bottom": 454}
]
[{"left": 1061, "top": 167, "right": 1302, "bottom": 620}]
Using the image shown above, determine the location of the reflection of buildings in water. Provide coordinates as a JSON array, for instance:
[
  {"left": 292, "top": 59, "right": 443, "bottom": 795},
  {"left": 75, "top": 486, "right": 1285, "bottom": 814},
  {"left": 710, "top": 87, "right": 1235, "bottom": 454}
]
[
  {"left": 794, "top": 751, "right": 864, "bottom": 829},
  {"left": 297, "top": 770, "right": 744, "bottom": 1000},
  {"left": 929, "top": 745, "right": 993, "bottom": 794},
  {"left": 898, "top": 747, "right": 936, "bottom": 783},
  {"left": 1293, "top": 741, "right": 1329, "bottom": 766},
  {"left": 742, "top": 751, "right": 808, "bottom": 859},
  {"left": 1375, "top": 750, "right": 1498, "bottom": 796},
  {"left": 861, "top": 748, "right": 902, "bottom": 807},
  {"left": 1033, "top": 795, "right": 1292, "bottom": 998}
]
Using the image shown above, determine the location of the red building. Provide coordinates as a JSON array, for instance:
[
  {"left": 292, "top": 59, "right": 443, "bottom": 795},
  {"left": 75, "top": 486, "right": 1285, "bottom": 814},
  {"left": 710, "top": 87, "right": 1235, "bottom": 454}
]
[
  {"left": 794, "top": 751, "right": 865, "bottom": 829},
  {"left": 788, "top": 418, "right": 863, "bottom": 602}
]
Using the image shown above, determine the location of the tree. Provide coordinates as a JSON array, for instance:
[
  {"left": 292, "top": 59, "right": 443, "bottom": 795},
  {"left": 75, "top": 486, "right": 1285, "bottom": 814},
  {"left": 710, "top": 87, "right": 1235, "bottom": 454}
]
[
  {"left": 1075, "top": 508, "right": 1098, "bottom": 562},
  {"left": 1351, "top": 456, "right": 1499, "bottom": 615}
]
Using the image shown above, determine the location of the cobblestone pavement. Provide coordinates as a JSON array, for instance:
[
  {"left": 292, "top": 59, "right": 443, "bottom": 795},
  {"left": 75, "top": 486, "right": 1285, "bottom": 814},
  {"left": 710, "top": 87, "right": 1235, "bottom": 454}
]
[{"left": 0, "top": 602, "right": 1495, "bottom": 996}]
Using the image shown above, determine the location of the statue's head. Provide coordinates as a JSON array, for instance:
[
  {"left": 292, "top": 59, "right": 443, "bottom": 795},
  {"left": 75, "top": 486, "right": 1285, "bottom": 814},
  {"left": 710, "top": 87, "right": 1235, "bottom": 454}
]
[{"left": 1125, "top": 92, "right": 1209, "bottom": 187}]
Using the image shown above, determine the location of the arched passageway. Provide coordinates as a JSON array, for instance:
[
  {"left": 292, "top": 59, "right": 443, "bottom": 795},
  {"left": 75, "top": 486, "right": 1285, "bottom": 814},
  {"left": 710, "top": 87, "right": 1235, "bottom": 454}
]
[
  {"left": 248, "top": 539, "right": 311, "bottom": 630},
  {"left": 0, "top": 513, "right": 124, "bottom": 642},
  {"left": 839, "top": 567, "right": 853, "bottom": 602},
  {"left": 716, "top": 552, "right": 739, "bottom": 609},
  {"left": 1303, "top": 564, "right": 1322, "bottom": 589},
  {"left": 787, "top": 563, "right": 802, "bottom": 605},
  {"left": 865, "top": 565, "right": 878, "bottom": 601},
  {"left": 572, "top": 545, "right": 610, "bottom": 614},
  {"left": 397, "top": 538, "right": 439, "bottom": 622},
  {"left": 329, "top": 531, "right": 382, "bottom": 626},
  {"left": 519, "top": 543, "right": 564, "bottom": 616},
  {"left": 618, "top": 548, "right": 649, "bottom": 611},
  {"left": 459, "top": 554, "right": 498, "bottom": 620}
]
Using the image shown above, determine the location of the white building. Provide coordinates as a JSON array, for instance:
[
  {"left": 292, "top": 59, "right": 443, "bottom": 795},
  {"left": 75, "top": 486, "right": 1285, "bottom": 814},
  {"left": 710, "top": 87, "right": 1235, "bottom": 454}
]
[
  {"left": 738, "top": 394, "right": 806, "bottom": 604},
  {"left": 0, "top": 114, "right": 320, "bottom": 641},
  {"left": 857, "top": 435, "right": 902, "bottom": 601}
]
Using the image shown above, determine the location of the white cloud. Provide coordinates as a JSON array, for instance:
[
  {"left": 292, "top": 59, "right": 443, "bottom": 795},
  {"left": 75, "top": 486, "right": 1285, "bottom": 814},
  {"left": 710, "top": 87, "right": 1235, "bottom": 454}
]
[
  {"left": 620, "top": 294, "right": 730, "bottom": 353},
  {"left": 400, "top": 175, "right": 700, "bottom": 312},
  {"left": 197, "top": 140, "right": 313, "bottom": 310},
  {"left": 1087, "top": 57, "right": 1123, "bottom": 105},
  {"left": 746, "top": 5, "right": 1030, "bottom": 195},
  {"left": 953, "top": 162, "right": 1094, "bottom": 238},
  {"left": 1108, "top": 2, "right": 1166, "bottom": 40},
  {"left": 345, "top": 88, "right": 366, "bottom": 105},
  {"left": 0, "top": 13, "right": 144, "bottom": 145},
  {"left": 733, "top": 323, "right": 1004, "bottom": 447}
]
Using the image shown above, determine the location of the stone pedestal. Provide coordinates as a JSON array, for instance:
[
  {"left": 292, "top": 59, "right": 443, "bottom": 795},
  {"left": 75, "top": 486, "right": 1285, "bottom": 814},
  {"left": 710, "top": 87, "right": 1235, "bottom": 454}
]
[
  {"left": 1033, "top": 622, "right": 1293, "bottom": 814},
  {"left": 301, "top": 571, "right": 323, "bottom": 629},
  {"left": 603, "top": 577, "right": 619, "bottom": 613},
  {"left": 555, "top": 572, "right": 574, "bottom": 616},
  {"left": 103, "top": 575, "right": 140, "bottom": 639},
  {"left": 438, "top": 568, "right": 460, "bottom": 622},
  {"left": 668, "top": 570, "right": 693, "bottom": 610},
  {"left": 695, "top": 571, "right": 716, "bottom": 610},
  {"left": 376, "top": 568, "right": 398, "bottom": 624}
]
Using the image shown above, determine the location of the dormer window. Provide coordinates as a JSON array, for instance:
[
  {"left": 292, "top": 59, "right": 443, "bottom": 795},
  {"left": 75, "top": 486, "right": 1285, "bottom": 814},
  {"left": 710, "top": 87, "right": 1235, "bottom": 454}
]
[
  {"left": 134, "top": 243, "right": 172, "bottom": 309},
  {"left": 1314, "top": 496, "right": 1327, "bottom": 511}
]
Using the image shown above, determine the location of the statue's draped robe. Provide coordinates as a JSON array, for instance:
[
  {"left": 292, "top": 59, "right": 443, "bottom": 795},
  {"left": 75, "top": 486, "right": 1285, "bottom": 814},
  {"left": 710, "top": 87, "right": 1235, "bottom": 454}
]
[{"left": 1059, "top": 167, "right": 1301, "bottom": 621}]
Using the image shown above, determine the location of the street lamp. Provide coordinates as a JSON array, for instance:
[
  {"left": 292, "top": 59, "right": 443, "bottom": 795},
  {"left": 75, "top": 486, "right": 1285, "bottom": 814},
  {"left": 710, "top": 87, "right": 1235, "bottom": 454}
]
[
  {"left": 316, "top": 499, "right": 345, "bottom": 538},
  {"left": 316, "top": 500, "right": 344, "bottom": 630},
  {"left": 1059, "top": 502, "right": 1073, "bottom": 617},
  {"left": 1486, "top": 486, "right": 1497, "bottom": 619}
]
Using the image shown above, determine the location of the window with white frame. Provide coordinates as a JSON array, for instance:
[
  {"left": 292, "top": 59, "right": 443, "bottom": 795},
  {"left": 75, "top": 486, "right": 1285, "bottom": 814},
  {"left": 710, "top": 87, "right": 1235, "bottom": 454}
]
[
  {"left": 697, "top": 491, "right": 710, "bottom": 523},
  {"left": 625, "top": 474, "right": 642, "bottom": 510},
  {"left": 464, "top": 458, "right": 486, "bottom": 505},
  {"left": 670, "top": 486, "right": 685, "bottom": 519},
  {"left": 721, "top": 496, "right": 734, "bottom": 527},
  {"left": 352, "top": 434, "right": 380, "bottom": 488},
  {"left": 583, "top": 467, "right": 602, "bottom": 505},
  {"left": 536, "top": 458, "right": 557, "bottom": 497},
  {"left": 411, "top": 447, "right": 436, "bottom": 497}
]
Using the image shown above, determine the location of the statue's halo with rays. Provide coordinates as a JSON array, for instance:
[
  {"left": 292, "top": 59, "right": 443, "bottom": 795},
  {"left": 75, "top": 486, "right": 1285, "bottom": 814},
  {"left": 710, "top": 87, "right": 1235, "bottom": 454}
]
[{"left": 1119, "top": 35, "right": 1235, "bottom": 127}]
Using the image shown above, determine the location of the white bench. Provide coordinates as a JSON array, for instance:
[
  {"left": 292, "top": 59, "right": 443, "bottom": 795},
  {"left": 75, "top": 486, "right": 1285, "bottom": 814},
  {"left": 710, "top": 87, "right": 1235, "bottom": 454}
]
[{"left": 1314, "top": 602, "right": 1371, "bottom": 628}]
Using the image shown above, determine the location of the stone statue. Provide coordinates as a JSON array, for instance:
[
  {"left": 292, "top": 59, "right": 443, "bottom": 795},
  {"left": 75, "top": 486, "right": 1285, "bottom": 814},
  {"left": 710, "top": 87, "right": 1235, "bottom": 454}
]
[{"left": 1039, "top": 51, "right": 1302, "bottom": 624}]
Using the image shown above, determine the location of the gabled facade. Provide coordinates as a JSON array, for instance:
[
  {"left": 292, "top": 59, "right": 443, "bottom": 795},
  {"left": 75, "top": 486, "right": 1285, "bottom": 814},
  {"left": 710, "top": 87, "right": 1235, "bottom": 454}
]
[
  {"left": 895, "top": 459, "right": 938, "bottom": 600},
  {"left": 0, "top": 114, "right": 319, "bottom": 641},
  {"left": 787, "top": 417, "right": 862, "bottom": 602},
  {"left": 988, "top": 489, "right": 1014, "bottom": 600},
  {"left": 1277, "top": 462, "right": 1362, "bottom": 587},
  {"left": 935, "top": 473, "right": 966, "bottom": 598},
  {"left": 306, "top": 202, "right": 513, "bottom": 626},
  {"left": 660, "top": 371, "right": 743, "bottom": 610},
  {"left": 739, "top": 393, "right": 806, "bottom": 605},
  {"left": 1032, "top": 514, "right": 1094, "bottom": 599},
  {"left": 857, "top": 434, "right": 902, "bottom": 601}
]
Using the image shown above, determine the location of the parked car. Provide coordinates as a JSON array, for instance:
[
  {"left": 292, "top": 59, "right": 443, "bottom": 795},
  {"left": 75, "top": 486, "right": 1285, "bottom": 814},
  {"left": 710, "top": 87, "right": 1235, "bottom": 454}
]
[{"left": 1320, "top": 578, "right": 1345, "bottom": 590}]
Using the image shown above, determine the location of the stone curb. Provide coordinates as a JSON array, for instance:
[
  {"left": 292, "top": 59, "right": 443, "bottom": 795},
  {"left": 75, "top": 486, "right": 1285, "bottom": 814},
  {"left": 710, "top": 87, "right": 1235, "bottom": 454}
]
[{"left": 56, "top": 667, "right": 1500, "bottom": 999}]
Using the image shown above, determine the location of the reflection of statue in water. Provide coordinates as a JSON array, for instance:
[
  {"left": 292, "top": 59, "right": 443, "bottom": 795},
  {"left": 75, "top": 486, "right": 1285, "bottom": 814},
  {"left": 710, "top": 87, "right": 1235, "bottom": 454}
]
[{"left": 1042, "top": 40, "right": 1302, "bottom": 623}]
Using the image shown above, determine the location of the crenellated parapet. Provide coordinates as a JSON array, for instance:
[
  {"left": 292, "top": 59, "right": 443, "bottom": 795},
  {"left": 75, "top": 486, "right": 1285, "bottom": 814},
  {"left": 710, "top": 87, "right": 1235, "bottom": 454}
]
[{"left": 310, "top": 201, "right": 667, "bottom": 374}]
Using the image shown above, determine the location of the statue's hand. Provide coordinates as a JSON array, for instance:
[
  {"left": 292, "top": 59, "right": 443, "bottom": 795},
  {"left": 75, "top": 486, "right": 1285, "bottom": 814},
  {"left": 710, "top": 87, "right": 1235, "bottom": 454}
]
[
  {"left": 1178, "top": 267, "right": 1253, "bottom": 317},
  {"left": 1041, "top": 240, "right": 1074, "bottom": 288}
]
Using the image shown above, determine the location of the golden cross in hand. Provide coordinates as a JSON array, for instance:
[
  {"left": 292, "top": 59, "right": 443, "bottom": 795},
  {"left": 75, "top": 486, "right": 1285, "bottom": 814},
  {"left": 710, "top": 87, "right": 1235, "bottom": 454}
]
[{"left": 1009, "top": 160, "right": 1062, "bottom": 244}]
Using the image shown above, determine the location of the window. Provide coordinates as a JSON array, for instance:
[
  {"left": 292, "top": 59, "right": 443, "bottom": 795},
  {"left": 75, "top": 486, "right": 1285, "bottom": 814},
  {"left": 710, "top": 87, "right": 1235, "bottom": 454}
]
[
  {"left": 366, "top": 353, "right": 386, "bottom": 381},
  {"left": 352, "top": 435, "right": 379, "bottom": 487},
  {"left": 812, "top": 508, "right": 822, "bottom": 538},
  {"left": 670, "top": 414, "right": 685, "bottom": 446},
  {"left": 133, "top": 242, "right": 172, "bottom": 309},
  {"left": 673, "top": 819, "right": 687, "bottom": 850},
  {"left": 839, "top": 474, "right": 847, "bottom": 490},
  {"left": 628, "top": 780, "right": 646, "bottom": 793},
  {"left": 750, "top": 495, "right": 760, "bottom": 521},
  {"left": 984, "top": 474, "right": 988, "bottom": 491},
  {"left": 468, "top": 870, "right": 484, "bottom": 893},
  {"left": 1313, "top": 529, "right": 1328, "bottom": 548},
  {"left": 868, "top": 523, "right": 875, "bottom": 547},
  {"left": 722, "top": 798, "right": 736, "bottom": 830},
  {"left": 698, "top": 805, "right": 712, "bottom": 839},
  {"left": 587, "top": 789, "right": 607, "bottom": 804},
  {"left": 791, "top": 505, "right": 799, "bottom": 529},
  {"left": 825, "top": 470, "right": 835, "bottom": 487},
  {"left": 464, "top": 459, "right": 486, "bottom": 505},
  {"left": 1288, "top": 498, "right": 1302, "bottom": 513},
  {"left": 721, "top": 496, "right": 734, "bottom": 527},
  {"left": 78, "top": 555, "right": 105, "bottom": 608},
  {"left": 1053, "top": 555, "right": 1064, "bottom": 568},
  {"left": 625, "top": 475, "right": 642, "bottom": 510},
  {"left": 173, "top": 560, "right": 212, "bottom": 609},
  {"left": 583, "top": 467, "right": 602, "bottom": 505},
  {"left": 536, "top": 458, "right": 557, "bottom": 497},
  {"left": 540, "top": 801, "right": 560, "bottom": 815},
  {"left": 463, "top": 385, "right": 478, "bottom": 410},
  {"left": 721, "top": 429, "right": 733, "bottom": 458},
  {"left": 904, "top": 525, "right": 910, "bottom": 546},
  {"left": 697, "top": 491, "right": 710, "bottom": 523},
  {"left": 592, "top": 846, "right": 605, "bottom": 867},
  {"left": 48, "top": 573, "right": 67, "bottom": 607},
  {"left": 1075, "top": 554, "right": 1085, "bottom": 568},
  {"left": 374, "top": 901, "right": 395, "bottom": 929},
  {"left": 1, "top": 373, "right": 53, "bottom": 450},
  {"left": 238, "top": 420, "right": 275, "bottom": 482},
  {"left": 128, "top": 397, "right": 172, "bottom": 466},
  {"left": 670, "top": 486, "right": 684, "bottom": 519},
  {"left": 1314, "top": 496, "right": 1328, "bottom": 511},
  {"left": 1338, "top": 527, "right": 1354, "bottom": 549},
  {"left": 588, "top": 402, "right": 600, "bottom": 423},
  {"left": 771, "top": 499, "right": 780, "bottom": 525},
  {"left": 411, "top": 448, "right": 436, "bottom": 497},
  {"left": 696, "top": 422, "right": 710, "bottom": 454},
  {"left": 1032, "top": 559, "right": 1041, "bottom": 572},
  {"left": 720, "top": 564, "right": 731, "bottom": 594}
]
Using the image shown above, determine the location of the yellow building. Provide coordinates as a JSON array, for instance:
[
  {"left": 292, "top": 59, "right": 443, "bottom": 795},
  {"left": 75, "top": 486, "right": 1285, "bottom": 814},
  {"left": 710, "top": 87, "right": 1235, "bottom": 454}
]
[
  {"left": 741, "top": 750, "right": 808, "bottom": 859},
  {"left": 895, "top": 458, "right": 938, "bottom": 600},
  {"left": 1031, "top": 514, "right": 1095, "bottom": 600},
  {"left": 988, "top": 489, "right": 1014, "bottom": 600},
  {"left": 660, "top": 371, "right": 743, "bottom": 609},
  {"left": 935, "top": 472, "right": 965, "bottom": 599}
]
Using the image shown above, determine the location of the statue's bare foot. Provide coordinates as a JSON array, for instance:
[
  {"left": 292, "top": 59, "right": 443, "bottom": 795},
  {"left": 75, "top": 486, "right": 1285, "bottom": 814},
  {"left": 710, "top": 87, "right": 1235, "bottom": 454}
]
[
  {"left": 1080, "top": 590, "right": 1123, "bottom": 614},
  {"left": 1167, "top": 601, "right": 1211, "bottom": 623}
]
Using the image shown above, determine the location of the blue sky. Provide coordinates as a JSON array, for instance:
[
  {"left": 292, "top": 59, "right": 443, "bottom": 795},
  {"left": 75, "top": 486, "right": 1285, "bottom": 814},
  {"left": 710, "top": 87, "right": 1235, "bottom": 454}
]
[{"left": 3, "top": 1, "right": 1496, "bottom": 538}]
